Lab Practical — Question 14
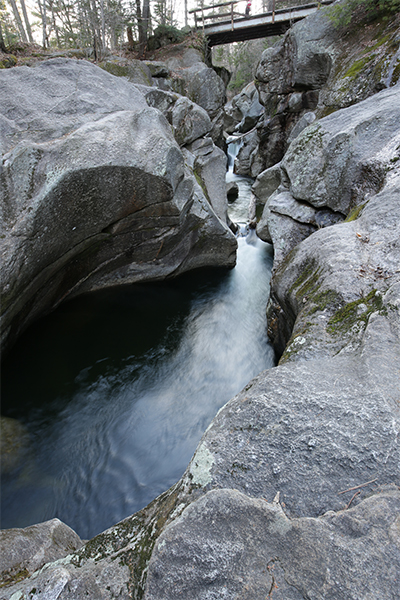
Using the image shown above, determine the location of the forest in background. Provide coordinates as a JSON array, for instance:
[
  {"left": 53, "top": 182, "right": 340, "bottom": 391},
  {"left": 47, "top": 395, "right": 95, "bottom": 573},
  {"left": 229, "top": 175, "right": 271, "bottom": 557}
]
[{"left": 0, "top": 0, "right": 281, "bottom": 55}]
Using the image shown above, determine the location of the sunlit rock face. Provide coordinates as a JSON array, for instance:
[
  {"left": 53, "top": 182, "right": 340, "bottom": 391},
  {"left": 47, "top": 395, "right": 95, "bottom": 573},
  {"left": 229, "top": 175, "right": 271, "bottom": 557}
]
[{"left": 0, "top": 58, "right": 237, "bottom": 355}]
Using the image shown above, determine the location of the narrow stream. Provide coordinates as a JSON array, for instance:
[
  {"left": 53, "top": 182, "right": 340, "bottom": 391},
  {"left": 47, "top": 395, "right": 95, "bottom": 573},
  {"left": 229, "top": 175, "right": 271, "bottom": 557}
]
[{"left": 1, "top": 145, "right": 275, "bottom": 540}]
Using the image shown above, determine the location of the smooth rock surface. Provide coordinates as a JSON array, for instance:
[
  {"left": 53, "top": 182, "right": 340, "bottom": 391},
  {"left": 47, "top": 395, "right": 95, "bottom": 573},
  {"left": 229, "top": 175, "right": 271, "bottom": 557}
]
[
  {"left": 1, "top": 9, "right": 400, "bottom": 600},
  {"left": 0, "top": 59, "right": 236, "bottom": 355}
]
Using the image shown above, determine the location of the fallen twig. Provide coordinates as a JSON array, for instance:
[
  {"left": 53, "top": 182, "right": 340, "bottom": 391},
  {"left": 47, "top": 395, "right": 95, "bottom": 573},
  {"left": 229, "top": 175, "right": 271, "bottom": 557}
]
[
  {"left": 345, "top": 490, "right": 360, "bottom": 509},
  {"left": 338, "top": 478, "right": 377, "bottom": 495}
]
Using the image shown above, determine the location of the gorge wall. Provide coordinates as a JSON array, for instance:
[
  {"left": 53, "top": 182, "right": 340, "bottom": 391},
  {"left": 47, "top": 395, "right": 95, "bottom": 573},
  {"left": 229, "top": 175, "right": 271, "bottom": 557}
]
[
  {"left": 1, "top": 2, "right": 400, "bottom": 599},
  {"left": 0, "top": 55, "right": 236, "bottom": 356}
]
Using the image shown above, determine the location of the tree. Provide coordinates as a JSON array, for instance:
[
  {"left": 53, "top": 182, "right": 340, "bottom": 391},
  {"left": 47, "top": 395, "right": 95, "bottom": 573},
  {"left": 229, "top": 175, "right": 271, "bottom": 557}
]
[
  {"left": 7, "top": 0, "right": 28, "bottom": 41},
  {"left": 0, "top": 21, "right": 7, "bottom": 50},
  {"left": 20, "top": 0, "right": 34, "bottom": 42},
  {"left": 136, "top": 0, "right": 150, "bottom": 56}
]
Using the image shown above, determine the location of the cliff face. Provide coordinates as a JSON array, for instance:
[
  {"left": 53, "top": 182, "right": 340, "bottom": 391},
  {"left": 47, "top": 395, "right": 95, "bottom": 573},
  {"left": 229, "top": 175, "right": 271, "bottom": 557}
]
[
  {"left": 1, "top": 6, "right": 400, "bottom": 600},
  {"left": 234, "top": 2, "right": 400, "bottom": 178},
  {"left": 0, "top": 58, "right": 236, "bottom": 357}
]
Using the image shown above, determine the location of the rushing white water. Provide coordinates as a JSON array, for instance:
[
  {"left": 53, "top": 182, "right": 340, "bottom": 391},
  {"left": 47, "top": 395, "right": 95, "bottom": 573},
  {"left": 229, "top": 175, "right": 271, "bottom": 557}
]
[
  {"left": 1, "top": 142, "right": 275, "bottom": 539},
  {"left": 226, "top": 134, "right": 255, "bottom": 226}
]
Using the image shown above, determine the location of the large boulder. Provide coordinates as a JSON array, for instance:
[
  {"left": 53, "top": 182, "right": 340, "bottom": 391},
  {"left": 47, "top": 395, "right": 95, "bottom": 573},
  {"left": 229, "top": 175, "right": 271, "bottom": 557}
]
[
  {"left": 254, "top": 1, "right": 400, "bottom": 170},
  {"left": 257, "top": 83, "right": 400, "bottom": 266},
  {"left": 137, "top": 86, "right": 213, "bottom": 147},
  {"left": 144, "top": 487, "right": 400, "bottom": 600},
  {"left": 0, "top": 519, "right": 83, "bottom": 587},
  {"left": 0, "top": 59, "right": 236, "bottom": 355},
  {"left": 162, "top": 49, "right": 227, "bottom": 146},
  {"left": 226, "top": 81, "right": 264, "bottom": 134}
]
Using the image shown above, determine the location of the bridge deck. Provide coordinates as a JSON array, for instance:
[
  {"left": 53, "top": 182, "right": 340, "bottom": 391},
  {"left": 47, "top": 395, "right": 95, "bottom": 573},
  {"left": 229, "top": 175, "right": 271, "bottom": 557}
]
[{"left": 198, "top": 1, "right": 334, "bottom": 46}]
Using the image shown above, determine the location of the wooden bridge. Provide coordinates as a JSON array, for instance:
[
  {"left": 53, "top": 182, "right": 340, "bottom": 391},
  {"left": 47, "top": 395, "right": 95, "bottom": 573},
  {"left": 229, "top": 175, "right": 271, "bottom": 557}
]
[{"left": 189, "top": 0, "right": 335, "bottom": 46}]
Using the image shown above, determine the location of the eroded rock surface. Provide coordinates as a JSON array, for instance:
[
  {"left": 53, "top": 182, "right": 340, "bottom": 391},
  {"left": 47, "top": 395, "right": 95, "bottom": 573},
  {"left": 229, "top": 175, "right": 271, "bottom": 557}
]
[
  {"left": 1, "top": 9, "right": 400, "bottom": 600},
  {"left": 257, "top": 82, "right": 400, "bottom": 266},
  {"left": 0, "top": 519, "right": 83, "bottom": 587},
  {"left": 0, "top": 58, "right": 236, "bottom": 355},
  {"left": 254, "top": 1, "right": 400, "bottom": 170}
]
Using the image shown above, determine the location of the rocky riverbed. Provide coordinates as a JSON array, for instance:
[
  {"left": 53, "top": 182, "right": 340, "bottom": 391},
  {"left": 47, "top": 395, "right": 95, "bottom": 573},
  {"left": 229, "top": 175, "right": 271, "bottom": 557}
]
[{"left": 1, "top": 2, "right": 400, "bottom": 598}]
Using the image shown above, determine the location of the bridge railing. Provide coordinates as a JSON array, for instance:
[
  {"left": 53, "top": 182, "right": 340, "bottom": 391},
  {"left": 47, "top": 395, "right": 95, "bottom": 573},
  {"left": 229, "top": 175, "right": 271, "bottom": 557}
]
[
  {"left": 189, "top": 1, "right": 242, "bottom": 32},
  {"left": 190, "top": 0, "right": 323, "bottom": 31}
]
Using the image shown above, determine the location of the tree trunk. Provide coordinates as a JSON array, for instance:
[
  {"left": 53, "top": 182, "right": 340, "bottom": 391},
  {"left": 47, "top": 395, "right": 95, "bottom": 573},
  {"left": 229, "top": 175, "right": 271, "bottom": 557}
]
[
  {"left": 19, "top": 0, "right": 34, "bottom": 42},
  {"left": 89, "top": 0, "right": 102, "bottom": 53},
  {"left": 8, "top": 0, "right": 28, "bottom": 42},
  {"left": 184, "top": 0, "right": 188, "bottom": 27},
  {"left": 0, "top": 23, "right": 8, "bottom": 52},
  {"left": 127, "top": 25, "right": 134, "bottom": 50},
  {"left": 100, "top": 0, "right": 105, "bottom": 49},
  {"left": 48, "top": 0, "right": 61, "bottom": 46}
]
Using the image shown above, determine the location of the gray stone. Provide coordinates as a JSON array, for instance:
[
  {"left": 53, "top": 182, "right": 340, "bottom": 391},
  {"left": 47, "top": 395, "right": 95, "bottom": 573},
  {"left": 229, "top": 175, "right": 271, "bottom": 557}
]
[
  {"left": 134, "top": 86, "right": 213, "bottom": 147},
  {"left": 282, "top": 84, "right": 400, "bottom": 214},
  {"left": 166, "top": 61, "right": 226, "bottom": 120},
  {"left": 0, "top": 519, "right": 83, "bottom": 586},
  {"left": 234, "top": 130, "right": 260, "bottom": 177},
  {"left": 257, "top": 191, "right": 317, "bottom": 261},
  {"left": 137, "top": 86, "right": 178, "bottom": 120},
  {"left": 231, "top": 81, "right": 264, "bottom": 133},
  {"left": 286, "top": 110, "right": 316, "bottom": 144},
  {"left": 171, "top": 96, "right": 212, "bottom": 146},
  {"left": 251, "top": 162, "right": 281, "bottom": 205},
  {"left": 2, "top": 11, "right": 400, "bottom": 600},
  {"left": 0, "top": 59, "right": 236, "bottom": 354},
  {"left": 143, "top": 61, "right": 169, "bottom": 78},
  {"left": 254, "top": 3, "right": 400, "bottom": 172},
  {"left": 99, "top": 59, "right": 154, "bottom": 86},
  {"left": 145, "top": 487, "right": 400, "bottom": 600},
  {"left": 268, "top": 169, "right": 400, "bottom": 361},
  {"left": 185, "top": 138, "right": 229, "bottom": 224}
]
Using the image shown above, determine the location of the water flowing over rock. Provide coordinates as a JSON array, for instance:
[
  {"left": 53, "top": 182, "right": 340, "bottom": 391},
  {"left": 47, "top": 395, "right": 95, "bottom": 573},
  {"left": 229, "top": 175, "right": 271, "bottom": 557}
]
[
  {"left": 0, "top": 58, "right": 236, "bottom": 355},
  {"left": 1, "top": 7, "right": 400, "bottom": 599}
]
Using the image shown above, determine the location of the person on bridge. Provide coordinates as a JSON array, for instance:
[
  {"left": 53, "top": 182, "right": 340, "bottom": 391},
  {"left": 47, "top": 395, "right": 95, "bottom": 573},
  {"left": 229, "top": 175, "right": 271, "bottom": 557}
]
[{"left": 245, "top": 0, "right": 252, "bottom": 17}]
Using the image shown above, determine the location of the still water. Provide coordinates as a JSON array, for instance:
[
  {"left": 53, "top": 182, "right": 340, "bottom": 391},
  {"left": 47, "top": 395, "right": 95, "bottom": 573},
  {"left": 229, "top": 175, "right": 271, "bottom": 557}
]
[{"left": 1, "top": 157, "right": 274, "bottom": 540}]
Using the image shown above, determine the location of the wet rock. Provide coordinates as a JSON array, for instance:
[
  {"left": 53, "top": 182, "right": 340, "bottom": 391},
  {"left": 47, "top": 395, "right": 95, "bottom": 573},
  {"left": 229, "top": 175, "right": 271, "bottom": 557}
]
[
  {"left": 0, "top": 416, "right": 30, "bottom": 474},
  {"left": 226, "top": 181, "right": 239, "bottom": 203}
]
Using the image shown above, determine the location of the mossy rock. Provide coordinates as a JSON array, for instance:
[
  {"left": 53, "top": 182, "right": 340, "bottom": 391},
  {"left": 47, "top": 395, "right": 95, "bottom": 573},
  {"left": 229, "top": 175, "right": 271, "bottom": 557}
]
[{"left": 0, "top": 55, "right": 17, "bottom": 69}]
